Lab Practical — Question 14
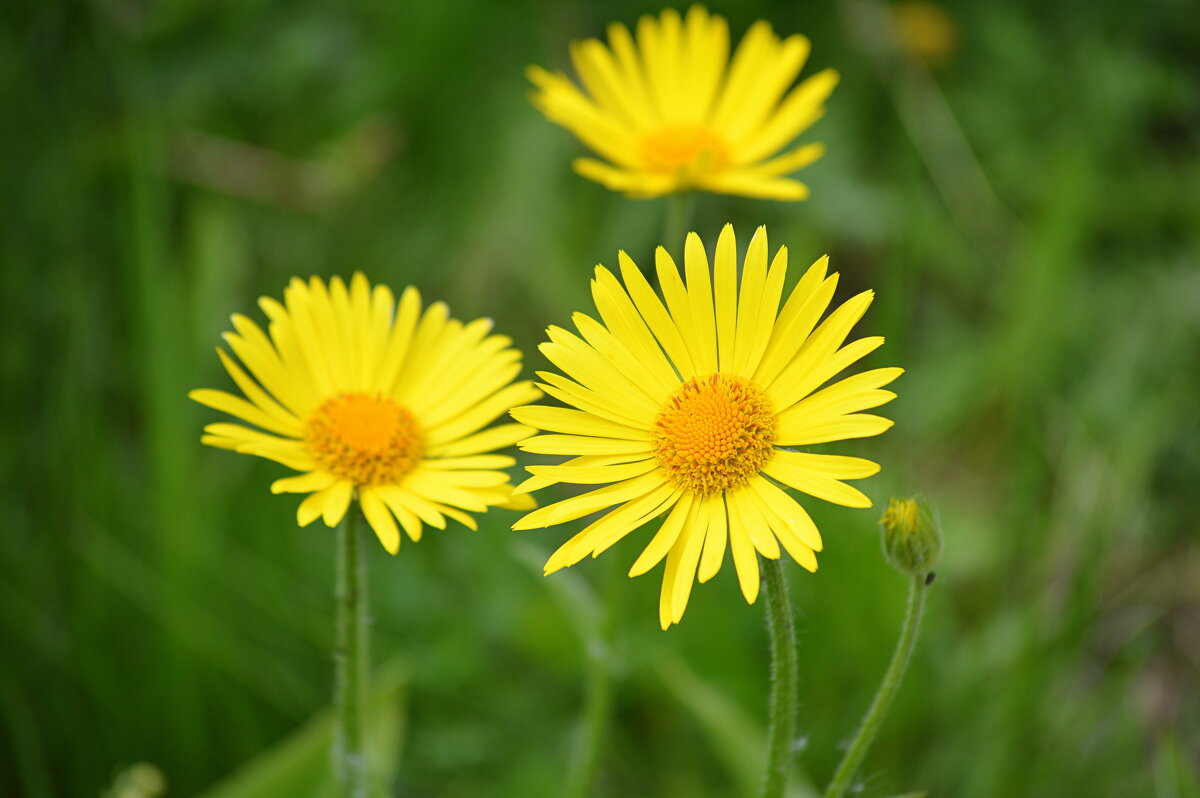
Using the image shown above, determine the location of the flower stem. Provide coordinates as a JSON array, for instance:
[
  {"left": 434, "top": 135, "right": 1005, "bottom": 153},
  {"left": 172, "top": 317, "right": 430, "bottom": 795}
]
[
  {"left": 761, "top": 556, "right": 799, "bottom": 798},
  {"left": 663, "top": 191, "right": 696, "bottom": 258},
  {"left": 823, "top": 573, "right": 928, "bottom": 798},
  {"left": 334, "top": 507, "right": 368, "bottom": 798},
  {"left": 565, "top": 552, "right": 622, "bottom": 798}
]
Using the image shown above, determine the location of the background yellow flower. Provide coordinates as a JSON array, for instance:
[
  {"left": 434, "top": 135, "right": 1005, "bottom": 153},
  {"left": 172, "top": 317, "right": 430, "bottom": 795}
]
[
  {"left": 528, "top": 5, "right": 838, "bottom": 199},
  {"left": 512, "top": 226, "right": 899, "bottom": 627},
  {"left": 190, "top": 273, "right": 539, "bottom": 553}
]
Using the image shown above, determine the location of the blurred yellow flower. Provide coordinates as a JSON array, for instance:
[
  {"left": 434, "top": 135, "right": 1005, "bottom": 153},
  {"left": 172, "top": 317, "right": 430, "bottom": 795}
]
[
  {"left": 191, "top": 274, "right": 539, "bottom": 553},
  {"left": 891, "top": 1, "right": 959, "bottom": 67},
  {"left": 512, "top": 226, "right": 900, "bottom": 628},
  {"left": 528, "top": 6, "right": 839, "bottom": 200}
]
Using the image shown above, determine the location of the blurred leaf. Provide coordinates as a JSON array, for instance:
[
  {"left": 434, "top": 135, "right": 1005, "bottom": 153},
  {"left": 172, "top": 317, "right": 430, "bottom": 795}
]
[
  {"left": 654, "top": 649, "right": 818, "bottom": 798},
  {"left": 196, "top": 660, "right": 407, "bottom": 798},
  {"left": 1154, "top": 734, "right": 1200, "bottom": 798}
]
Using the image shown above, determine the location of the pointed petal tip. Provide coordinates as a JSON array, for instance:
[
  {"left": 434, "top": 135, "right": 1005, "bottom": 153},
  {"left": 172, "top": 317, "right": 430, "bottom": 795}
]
[{"left": 511, "top": 516, "right": 545, "bottom": 531}]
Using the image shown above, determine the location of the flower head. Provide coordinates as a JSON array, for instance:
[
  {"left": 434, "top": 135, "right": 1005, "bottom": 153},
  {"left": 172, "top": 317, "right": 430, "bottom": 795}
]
[
  {"left": 190, "top": 274, "right": 540, "bottom": 553},
  {"left": 512, "top": 226, "right": 900, "bottom": 628},
  {"left": 528, "top": 5, "right": 838, "bottom": 200}
]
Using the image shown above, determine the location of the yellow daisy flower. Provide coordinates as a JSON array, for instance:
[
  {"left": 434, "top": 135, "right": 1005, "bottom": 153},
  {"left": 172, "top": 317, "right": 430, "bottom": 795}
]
[
  {"left": 190, "top": 273, "right": 540, "bottom": 554},
  {"left": 511, "top": 226, "right": 900, "bottom": 628},
  {"left": 527, "top": 5, "right": 839, "bottom": 200}
]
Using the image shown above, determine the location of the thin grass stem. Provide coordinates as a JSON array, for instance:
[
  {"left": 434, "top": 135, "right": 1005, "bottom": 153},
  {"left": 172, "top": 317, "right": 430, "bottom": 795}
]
[{"left": 565, "top": 552, "right": 622, "bottom": 798}]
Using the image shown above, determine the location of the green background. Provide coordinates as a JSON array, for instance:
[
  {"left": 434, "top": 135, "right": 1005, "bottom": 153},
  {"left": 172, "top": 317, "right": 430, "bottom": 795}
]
[{"left": 3, "top": 0, "right": 1198, "bottom": 796}]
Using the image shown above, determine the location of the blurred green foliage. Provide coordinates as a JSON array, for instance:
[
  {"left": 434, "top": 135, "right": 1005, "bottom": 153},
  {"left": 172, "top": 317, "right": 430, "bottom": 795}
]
[{"left": 2, "top": 0, "right": 1198, "bottom": 796}]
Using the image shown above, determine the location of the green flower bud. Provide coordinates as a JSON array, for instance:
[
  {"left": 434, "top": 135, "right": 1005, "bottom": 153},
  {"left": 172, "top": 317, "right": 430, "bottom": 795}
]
[{"left": 880, "top": 496, "right": 942, "bottom": 578}]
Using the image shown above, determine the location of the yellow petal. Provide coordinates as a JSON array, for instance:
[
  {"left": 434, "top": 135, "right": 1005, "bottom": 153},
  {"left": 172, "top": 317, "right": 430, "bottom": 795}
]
[
  {"left": 189, "top": 388, "right": 300, "bottom": 438},
  {"left": 697, "top": 493, "right": 729, "bottom": 583},
  {"left": 668, "top": 499, "right": 707, "bottom": 625},
  {"left": 761, "top": 451, "right": 878, "bottom": 509},
  {"left": 510, "top": 405, "right": 650, "bottom": 440},
  {"left": 526, "top": 458, "right": 658, "bottom": 486},
  {"left": 628, "top": 492, "right": 694, "bottom": 577},
  {"left": 424, "top": 381, "right": 542, "bottom": 446},
  {"left": 430, "top": 423, "right": 535, "bottom": 458},
  {"left": 747, "top": 476, "right": 824, "bottom": 550},
  {"left": 373, "top": 484, "right": 445, "bottom": 532},
  {"left": 402, "top": 470, "right": 489, "bottom": 513},
  {"left": 769, "top": 336, "right": 886, "bottom": 413},
  {"left": 753, "top": 260, "right": 836, "bottom": 387},
  {"left": 518, "top": 434, "right": 653, "bottom": 457},
  {"left": 768, "top": 291, "right": 879, "bottom": 407},
  {"left": 724, "top": 491, "right": 761, "bottom": 604},
  {"left": 731, "top": 226, "right": 771, "bottom": 375},
  {"left": 535, "top": 371, "right": 652, "bottom": 429},
  {"left": 548, "top": 482, "right": 679, "bottom": 573},
  {"left": 271, "top": 470, "right": 338, "bottom": 495},
  {"left": 359, "top": 487, "right": 401, "bottom": 554},
  {"left": 683, "top": 231, "right": 718, "bottom": 374},
  {"left": 214, "top": 348, "right": 304, "bottom": 432},
  {"left": 776, "top": 413, "right": 895, "bottom": 446},
  {"left": 617, "top": 251, "right": 696, "bottom": 379},
  {"left": 513, "top": 471, "right": 663, "bottom": 530},
  {"left": 735, "top": 68, "right": 839, "bottom": 163},
  {"left": 321, "top": 480, "right": 353, "bottom": 526}
]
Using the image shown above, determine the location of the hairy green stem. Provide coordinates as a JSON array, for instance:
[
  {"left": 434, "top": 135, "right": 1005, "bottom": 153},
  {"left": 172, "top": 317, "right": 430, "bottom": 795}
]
[
  {"left": 824, "top": 574, "right": 928, "bottom": 798},
  {"left": 335, "top": 508, "right": 368, "bottom": 798},
  {"left": 761, "top": 557, "right": 799, "bottom": 798}
]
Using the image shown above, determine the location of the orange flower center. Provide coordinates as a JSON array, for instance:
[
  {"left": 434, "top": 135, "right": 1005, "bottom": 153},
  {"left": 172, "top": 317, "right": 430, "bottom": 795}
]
[
  {"left": 304, "top": 392, "right": 423, "bottom": 485},
  {"left": 653, "top": 374, "right": 776, "bottom": 495},
  {"left": 640, "top": 125, "right": 730, "bottom": 176}
]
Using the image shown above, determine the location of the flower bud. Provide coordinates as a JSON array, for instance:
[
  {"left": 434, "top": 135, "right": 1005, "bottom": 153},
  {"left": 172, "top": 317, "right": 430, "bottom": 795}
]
[{"left": 879, "top": 496, "right": 942, "bottom": 577}]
